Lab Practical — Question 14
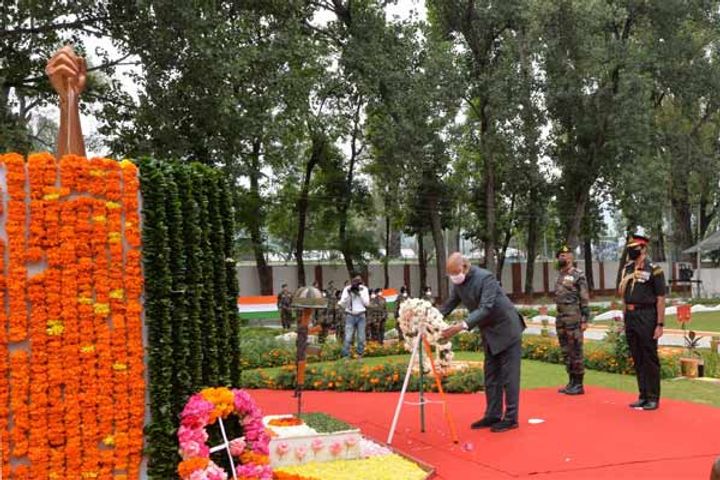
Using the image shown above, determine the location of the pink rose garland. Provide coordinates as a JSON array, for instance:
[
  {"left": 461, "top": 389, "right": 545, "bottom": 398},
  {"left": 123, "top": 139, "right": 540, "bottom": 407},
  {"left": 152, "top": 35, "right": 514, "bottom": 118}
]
[{"left": 177, "top": 388, "right": 272, "bottom": 480}]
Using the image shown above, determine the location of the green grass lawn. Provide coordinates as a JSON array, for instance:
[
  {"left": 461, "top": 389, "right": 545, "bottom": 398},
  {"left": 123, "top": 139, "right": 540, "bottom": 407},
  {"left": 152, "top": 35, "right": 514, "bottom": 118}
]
[
  {"left": 592, "top": 311, "right": 720, "bottom": 332},
  {"left": 244, "top": 352, "right": 720, "bottom": 407}
]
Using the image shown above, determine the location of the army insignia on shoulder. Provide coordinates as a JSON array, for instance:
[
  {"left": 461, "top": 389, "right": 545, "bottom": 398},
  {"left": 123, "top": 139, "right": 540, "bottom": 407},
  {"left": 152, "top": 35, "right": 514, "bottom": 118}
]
[{"left": 634, "top": 270, "right": 650, "bottom": 283}]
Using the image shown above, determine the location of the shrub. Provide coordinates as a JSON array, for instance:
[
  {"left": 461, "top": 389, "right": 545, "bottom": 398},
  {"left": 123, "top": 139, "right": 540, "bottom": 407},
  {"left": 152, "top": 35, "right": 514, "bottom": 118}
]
[{"left": 240, "top": 360, "right": 484, "bottom": 393}]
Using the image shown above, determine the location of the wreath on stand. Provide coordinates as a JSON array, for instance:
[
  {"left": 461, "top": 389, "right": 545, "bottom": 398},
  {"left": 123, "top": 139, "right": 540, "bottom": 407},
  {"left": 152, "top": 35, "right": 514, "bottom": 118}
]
[
  {"left": 397, "top": 298, "right": 454, "bottom": 373},
  {"left": 177, "top": 387, "right": 273, "bottom": 480}
]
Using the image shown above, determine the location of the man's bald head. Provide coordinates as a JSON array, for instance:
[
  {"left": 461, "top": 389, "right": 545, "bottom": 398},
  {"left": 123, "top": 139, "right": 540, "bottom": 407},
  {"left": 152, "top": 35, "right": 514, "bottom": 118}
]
[{"left": 447, "top": 252, "right": 468, "bottom": 275}]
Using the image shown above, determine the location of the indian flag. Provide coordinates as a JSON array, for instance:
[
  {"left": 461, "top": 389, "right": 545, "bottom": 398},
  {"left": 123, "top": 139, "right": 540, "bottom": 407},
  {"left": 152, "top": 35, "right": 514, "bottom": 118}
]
[
  {"left": 236, "top": 288, "right": 399, "bottom": 320},
  {"left": 237, "top": 295, "right": 278, "bottom": 321}
]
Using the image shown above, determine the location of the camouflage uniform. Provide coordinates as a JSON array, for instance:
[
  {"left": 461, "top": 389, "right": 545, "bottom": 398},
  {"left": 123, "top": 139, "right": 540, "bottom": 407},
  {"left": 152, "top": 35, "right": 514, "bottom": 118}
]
[
  {"left": 376, "top": 295, "right": 388, "bottom": 343},
  {"left": 277, "top": 290, "right": 294, "bottom": 330},
  {"left": 554, "top": 266, "right": 590, "bottom": 391},
  {"left": 394, "top": 291, "right": 409, "bottom": 341},
  {"left": 333, "top": 294, "right": 345, "bottom": 342},
  {"left": 367, "top": 295, "right": 384, "bottom": 342}
]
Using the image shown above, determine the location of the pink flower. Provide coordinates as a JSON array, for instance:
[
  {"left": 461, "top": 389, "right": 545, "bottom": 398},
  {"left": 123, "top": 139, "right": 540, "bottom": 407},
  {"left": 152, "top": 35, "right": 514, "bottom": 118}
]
[
  {"left": 205, "top": 464, "right": 228, "bottom": 480},
  {"left": 294, "top": 445, "right": 308, "bottom": 461},
  {"left": 236, "top": 464, "right": 273, "bottom": 480},
  {"left": 180, "top": 395, "right": 215, "bottom": 429},
  {"left": 329, "top": 441, "right": 343, "bottom": 457},
  {"left": 311, "top": 438, "right": 324, "bottom": 455},
  {"left": 344, "top": 436, "right": 359, "bottom": 448},
  {"left": 189, "top": 471, "right": 210, "bottom": 480},
  {"left": 229, "top": 437, "right": 246, "bottom": 457},
  {"left": 275, "top": 441, "right": 290, "bottom": 458}
]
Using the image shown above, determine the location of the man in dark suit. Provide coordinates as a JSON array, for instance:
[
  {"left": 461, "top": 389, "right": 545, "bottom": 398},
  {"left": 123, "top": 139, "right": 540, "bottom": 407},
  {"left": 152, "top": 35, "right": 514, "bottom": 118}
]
[{"left": 440, "top": 252, "right": 526, "bottom": 432}]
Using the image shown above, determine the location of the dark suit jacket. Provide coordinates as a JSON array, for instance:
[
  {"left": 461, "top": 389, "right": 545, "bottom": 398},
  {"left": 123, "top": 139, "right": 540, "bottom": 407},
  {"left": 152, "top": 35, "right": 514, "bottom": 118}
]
[{"left": 439, "top": 266, "right": 525, "bottom": 354}]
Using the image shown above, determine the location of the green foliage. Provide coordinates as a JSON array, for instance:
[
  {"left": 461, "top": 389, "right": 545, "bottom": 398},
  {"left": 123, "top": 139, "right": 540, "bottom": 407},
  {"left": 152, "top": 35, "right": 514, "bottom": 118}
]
[
  {"left": 299, "top": 412, "right": 353, "bottom": 433},
  {"left": 140, "top": 159, "right": 239, "bottom": 479},
  {"left": 239, "top": 337, "right": 405, "bottom": 370},
  {"left": 241, "top": 360, "right": 484, "bottom": 393}
]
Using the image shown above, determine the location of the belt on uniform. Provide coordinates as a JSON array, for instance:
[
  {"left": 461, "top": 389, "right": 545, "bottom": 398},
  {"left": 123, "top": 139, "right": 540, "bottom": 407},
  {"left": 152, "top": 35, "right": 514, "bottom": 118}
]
[{"left": 625, "top": 304, "right": 655, "bottom": 311}]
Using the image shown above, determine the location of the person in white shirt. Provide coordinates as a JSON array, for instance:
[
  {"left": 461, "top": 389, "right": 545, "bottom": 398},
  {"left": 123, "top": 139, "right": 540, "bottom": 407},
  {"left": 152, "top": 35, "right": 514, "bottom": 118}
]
[{"left": 339, "top": 275, "right": 370, "bottom": 358}]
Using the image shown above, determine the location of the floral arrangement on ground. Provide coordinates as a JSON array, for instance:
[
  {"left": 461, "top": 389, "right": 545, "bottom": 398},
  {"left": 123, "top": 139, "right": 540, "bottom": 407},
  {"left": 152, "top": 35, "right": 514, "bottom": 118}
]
[{"left": 265, "top": 411, "right": 430, "bottom": 480}]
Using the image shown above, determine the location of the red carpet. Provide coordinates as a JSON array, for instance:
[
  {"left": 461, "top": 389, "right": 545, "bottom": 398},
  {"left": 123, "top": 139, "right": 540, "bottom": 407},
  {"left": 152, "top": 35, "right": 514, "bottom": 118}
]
[{"left": 250, "top": 387, "right": 720, "bottom": 479}]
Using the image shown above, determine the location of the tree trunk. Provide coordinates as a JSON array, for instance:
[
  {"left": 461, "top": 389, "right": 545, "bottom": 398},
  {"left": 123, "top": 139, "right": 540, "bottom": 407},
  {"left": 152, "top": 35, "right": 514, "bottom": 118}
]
[
  {"left": 483, "top": 154, "right": 497, "bottom": 275},
  {"left": 295, "top": 134, "right": 324, "bottom": 286},
  {"left": 566, "top": 186, "right": 590, "bottom": 250},
  {"left": 670, "top": 149, "right": 694, "bottom": 259},
  {"left": 389, "top": 229, "right": 401, "bottom": 257},
  {"left": 652, "top": 224, "right": 666, "bottom": 262},
  {"left": 418, "top": 233, "right": 427, "bottom": 296},
  {"left": 384, "top": 215, "right": 391, "bottom": 288},
  {"left": 524, "top": 199, "right": 539, "bottom": 296},
  {"left": 248, "top": 138, "right": 273, "bottom": 294},
  {"left": 428, "top": 200, "right": 448, "bottom": 302},
  {"left": 338, "top": 97, "right": 363, "bottom": 277},
  {"left": 584, "top": 238, "right": 594, "bottom": 291}
]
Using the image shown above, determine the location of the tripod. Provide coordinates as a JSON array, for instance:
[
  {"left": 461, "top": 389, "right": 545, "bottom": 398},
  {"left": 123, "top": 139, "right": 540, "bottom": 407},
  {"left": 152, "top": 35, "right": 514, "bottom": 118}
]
[{"left": 387, "top": 331, "right": 459, "bottom": 445}]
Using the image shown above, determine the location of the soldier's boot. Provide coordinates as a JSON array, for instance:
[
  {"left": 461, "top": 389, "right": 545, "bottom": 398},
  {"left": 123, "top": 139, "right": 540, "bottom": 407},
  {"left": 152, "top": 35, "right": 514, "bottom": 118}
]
[
  {"left": 558, "top": 374, "right": 572, "bottom": 394},
  {"left": 565, "top": 374, "right": 585, "bottom": 395}
]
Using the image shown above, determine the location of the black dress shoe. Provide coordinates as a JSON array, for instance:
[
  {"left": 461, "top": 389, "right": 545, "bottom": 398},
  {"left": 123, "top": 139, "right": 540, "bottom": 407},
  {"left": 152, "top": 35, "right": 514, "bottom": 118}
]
[
  {"left": 642, "top": 401, "right": 659, "bottom": 411},
  {"left": 470, "top": 417, "right": 501, "bottom": 429},
  {"left": 629, "top": 399, "right": 647, "bottom": 408},
  {"left": 490, "top": 420, "right": 518, "bottom": 433}
]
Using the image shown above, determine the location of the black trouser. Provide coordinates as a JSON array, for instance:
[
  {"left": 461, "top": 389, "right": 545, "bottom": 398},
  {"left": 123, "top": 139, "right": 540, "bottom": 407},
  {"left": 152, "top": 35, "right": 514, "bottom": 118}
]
[
  {"left": 483, "top": 339, "right": 522, "bottom": 422},
  {"left": 625, "top": 308, "right": 661, "bottom": 402}
]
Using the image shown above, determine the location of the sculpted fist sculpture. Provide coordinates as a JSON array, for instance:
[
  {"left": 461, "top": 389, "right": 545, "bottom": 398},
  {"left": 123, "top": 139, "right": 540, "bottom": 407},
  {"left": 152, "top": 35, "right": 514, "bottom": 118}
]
[{"left": 45, "top": 45, "right": 86, "bottom": 158}]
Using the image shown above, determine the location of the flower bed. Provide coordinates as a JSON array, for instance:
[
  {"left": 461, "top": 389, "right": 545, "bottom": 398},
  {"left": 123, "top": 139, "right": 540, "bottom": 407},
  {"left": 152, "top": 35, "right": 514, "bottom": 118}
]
[
  {"left": 239, "top": 339, "right": 406, "bottom": 370},
  {"left": 274, "top": 453, "right": 430, "bottom": 480},
  {"left": 264, "top": 414, "right": 362, "bottom": 467},
  {"left": 521, "top": 335, "right": 682, "bottom": 378},
  {"left": 266, "top": 412, "right": 432, "bottom": 480},
  {"left": 241, "top": 360, "right": 484, "bottom": 393}
]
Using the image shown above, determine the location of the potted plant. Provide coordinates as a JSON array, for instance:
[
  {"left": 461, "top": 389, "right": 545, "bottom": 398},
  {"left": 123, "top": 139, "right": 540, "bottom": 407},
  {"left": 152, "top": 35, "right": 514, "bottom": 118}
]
[{"left": 680, "top": 330, "right": 704, "bottom": 378}]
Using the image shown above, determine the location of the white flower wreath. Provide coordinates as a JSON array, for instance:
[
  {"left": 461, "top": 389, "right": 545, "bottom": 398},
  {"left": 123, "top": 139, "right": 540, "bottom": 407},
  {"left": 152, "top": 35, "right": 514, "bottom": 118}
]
[{"left": 397, "top": 298, "right": 454, "bottom": 373}]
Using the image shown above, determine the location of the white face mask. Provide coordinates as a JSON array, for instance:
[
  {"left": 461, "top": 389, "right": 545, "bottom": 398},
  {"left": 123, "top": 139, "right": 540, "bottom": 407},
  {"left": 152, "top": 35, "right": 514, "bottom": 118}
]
[{"left": 449, "top": 273, "right": 466, "bottom": 285}]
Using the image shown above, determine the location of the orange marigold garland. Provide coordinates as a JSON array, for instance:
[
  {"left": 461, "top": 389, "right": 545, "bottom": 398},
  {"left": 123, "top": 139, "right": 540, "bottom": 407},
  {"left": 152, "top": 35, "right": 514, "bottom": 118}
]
[
  {"left": 2, "top": 153, "right": 145, "bottom": 478},
  {"left": 5, "top": 152, "right": 28, "bottom": 343},
  {"left": 0, "top": 237, "right": 9, "bottom": 477},
  {"left": 60, "top": 199, "right": 83, "bottom": 478}
]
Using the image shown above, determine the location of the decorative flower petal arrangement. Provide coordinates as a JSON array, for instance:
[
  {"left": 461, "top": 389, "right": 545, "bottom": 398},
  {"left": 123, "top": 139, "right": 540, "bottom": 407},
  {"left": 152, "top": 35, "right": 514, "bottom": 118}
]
[
  {"left": 178, "top": 387, "right": 272, "bottom": 480},
  {"left": 0, "top": 153, "right": 145, "bottom": 478},
  {"left": 397, "top": 299, "right": 454, "bottom": 373}
]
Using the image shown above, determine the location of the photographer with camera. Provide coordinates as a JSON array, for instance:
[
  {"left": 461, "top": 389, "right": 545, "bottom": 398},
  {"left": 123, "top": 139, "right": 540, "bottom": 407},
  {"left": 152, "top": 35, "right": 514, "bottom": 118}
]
[{"left": 339, "top": 275, "right": 371, "bottom": 358}]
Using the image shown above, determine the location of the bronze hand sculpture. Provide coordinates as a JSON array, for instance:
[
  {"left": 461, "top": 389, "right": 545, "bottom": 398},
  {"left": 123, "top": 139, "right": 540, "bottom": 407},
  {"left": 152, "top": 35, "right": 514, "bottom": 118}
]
[{"left": 45, "top": 45, "right": 86, "bottom": 158}]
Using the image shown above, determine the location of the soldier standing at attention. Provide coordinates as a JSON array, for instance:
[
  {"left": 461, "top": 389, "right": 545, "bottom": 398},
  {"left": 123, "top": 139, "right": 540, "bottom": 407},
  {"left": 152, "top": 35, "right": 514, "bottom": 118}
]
[
  {"left": 366, "top": 288, "right": 381, "bottom": 342},
  {"left": 395, "top": 285, "right": 409, "bottom": 340},
  {"left": 554, "top": 245, "right": 590, "bottom": 395},
  {"left": 375, "top": 288, "right": 388, "bottom": 343},
  {"left": 619, "top": 228, "right": 665, "bottom": 411},
  {"left": 333, "top": 290, "right": 345, "bottom": 341},
  {"left": 277, "top": 284, "right": 294, "bottom": 331}
]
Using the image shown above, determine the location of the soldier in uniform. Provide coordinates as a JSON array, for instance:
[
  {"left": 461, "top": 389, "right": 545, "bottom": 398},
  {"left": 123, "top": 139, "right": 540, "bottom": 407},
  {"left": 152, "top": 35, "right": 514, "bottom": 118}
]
[
  {"left": 619, "top": 227, "right": 666, "bottom": 411},
  {"left": 421, "top": 286, "right": 435, "bottom": 306},
  {"left": 395, "top": 285, "right": 409, "bottom": 340},
  {"left": 366, "top": 289, "right": 381, "bottom": 342},
  {"left": 333, "top": 290, "right": 345, "bottom": 342},
  {"left": 375, "top": 288, "right": 388, "bottom": 343},
  {"left": 277, "top": 284, "right": 294, "bottom": 331},
  {"left": 553, "top": 245, "right": 590, "bottom": 395}
]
